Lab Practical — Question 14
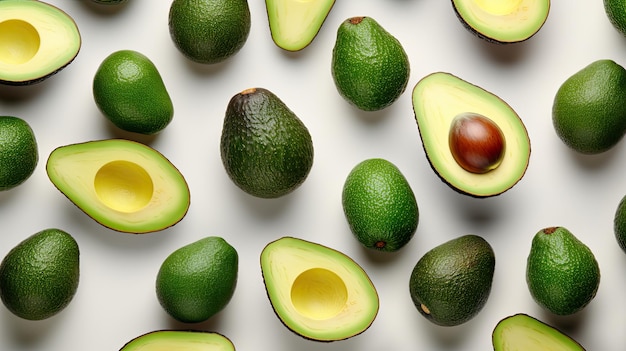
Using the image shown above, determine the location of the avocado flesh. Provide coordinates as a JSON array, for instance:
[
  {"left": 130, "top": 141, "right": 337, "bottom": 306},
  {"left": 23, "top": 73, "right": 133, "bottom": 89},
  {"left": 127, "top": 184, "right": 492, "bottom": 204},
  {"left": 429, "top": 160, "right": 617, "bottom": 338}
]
[
  {"left": 493, "top": 314, "right": 585, "bottom": 351},
  {"left": 260, "top": 236, "right": 379, "bottom": 341},
  {"left": 265, "top": 0, "right": 335, "bottom": 51},
  {"left": 0, "top": 0, "right": 81, "bottom": 85},
  {"left": 452, "top": 0, "right": 550, "bottom": 43},
  {"left": 412, "top": 72, "right": 530, "bottom": 197},
  {"left": 120, "top": 330, "right": 235, "bottom": 351},
  {"left": 46, "top": 139, "right": 190, "bottom": 234}
]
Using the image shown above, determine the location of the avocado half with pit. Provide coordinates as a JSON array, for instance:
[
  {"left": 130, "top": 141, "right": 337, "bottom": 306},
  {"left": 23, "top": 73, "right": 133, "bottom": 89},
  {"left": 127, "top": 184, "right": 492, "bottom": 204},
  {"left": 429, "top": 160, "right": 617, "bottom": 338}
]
[
  {"left": 46, "top": 139, "right": 190, "bottom": 234},
  {"left": 0, "top": 0, "right": 81, "bottom": 85},
  {"left": 451, "top": 0, "right": 550, "bottom": 44},
  {"left": 412, "top": 72, "right": 530, "bottom": 197},
  {"left": 260, "top": 236, "right": 379, "bottom": 342}
]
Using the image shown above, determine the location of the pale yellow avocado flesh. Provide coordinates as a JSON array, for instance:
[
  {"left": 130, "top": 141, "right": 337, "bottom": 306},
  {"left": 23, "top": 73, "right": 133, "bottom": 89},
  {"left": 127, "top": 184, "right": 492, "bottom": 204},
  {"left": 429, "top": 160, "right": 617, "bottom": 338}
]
[
  {"left": 0, "top": 0, "right": 81, "bottom": 84},
  {"left": 412, "top": 72, "right": 530, "bottom": 197},
  {"left": 260, "top": 237, "right": 379, "bottom": 341},
  {"left": 265, "top": 0, "right": 335, "bottom": 51},
  {"left": 121, "top": 330, "right": 235, "bottom": 351},
  {"left": 452, "top": 0, "right": 550, "bottom": 43},
  {"left": 492, "top": 314, "right": 585, "bottom": 351},
  {"left": 46, "top": 139, "right": 190, "bottom": 234}
]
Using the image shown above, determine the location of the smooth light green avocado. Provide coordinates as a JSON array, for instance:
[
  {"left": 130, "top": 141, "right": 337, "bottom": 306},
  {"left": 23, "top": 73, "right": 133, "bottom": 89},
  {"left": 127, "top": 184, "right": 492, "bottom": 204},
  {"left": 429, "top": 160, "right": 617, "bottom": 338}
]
[
  {"left": 493, "top": 314, "right": 586, "bottom": 351},
  {"left": 451, "top": 0, "right": 550, "bottom": 44},
  {"left": 552, "top": 59, "right": 626, "bottom": 154},
  {"left": 604, "top": 0, "right": 626, "bottom": 36},
  {"left": 168, "top": 0, "right": 251, "bottom": 64},
  {"left": 260, "top": 236, "right": 379, "bottom": 341},
  {"left": 93, "top": 50, "right": 174, "bottom": 135},
  {"left": 0, "top": 116, "right": 38, "bottom": 191},
  {"left": 331, "top": 16, "right": 410, "bottom": 111},
  {"left": 45, "top": 139, "right": 190, "bottom": 234},
  {"left": 526, "top": 227, "right": 600, "bottom": 316},
  {"left": 412, "top": 72, "right": 530, "bottom": 197},
  {"left": 0, "top": 228, "right": 79, "bottom": 321},
  {"left": 120, "top": 330, "right": 235, "bottom": 351},
  {"left": 156, "top": 236, "right": 238, "bottom": 323},
  {"left": 220, "top": 87, "right": 314, "bottom": 198},
  {"left": 409, "top": 234, "right": 495, "bottom": 326},
  {"left": 614, "top": 194, "right": 626, "bottom": 253},
  {"left": 342, "top": 158, "right": 419, "bottom": 252},
  {"left": 0, "top": 0, "right": 81, "bottom": 85},
  {"left": 265, "top": 0, "right": 335, "bottom": 51}
]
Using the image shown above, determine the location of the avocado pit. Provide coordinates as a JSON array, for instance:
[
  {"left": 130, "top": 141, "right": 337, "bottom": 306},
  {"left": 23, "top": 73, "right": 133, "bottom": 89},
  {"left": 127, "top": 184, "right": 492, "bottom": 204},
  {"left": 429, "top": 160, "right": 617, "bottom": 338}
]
[{"left": 449, "top": 112, "right": 505, "bottom": 174}]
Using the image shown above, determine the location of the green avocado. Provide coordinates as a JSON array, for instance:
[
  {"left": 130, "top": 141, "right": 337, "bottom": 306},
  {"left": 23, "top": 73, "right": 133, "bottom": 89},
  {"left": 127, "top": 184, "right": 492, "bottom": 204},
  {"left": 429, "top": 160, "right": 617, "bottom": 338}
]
[
  {"left": 260, "top": 236, "right": 379, "bottom": 341},
  {"left": 0, "top": 228, "right": 79, "bottom": 321},
  {"left": 0, "top": 0, "right": 81, "bottom": 85},
  {"left": 220, "top": 87, "right": 314, "bottom": 198},
  {"left": 451, "top": 0, "right": 550, "bottom": 44},
  {"left": 412, "top": 72, "right": 530, "bottom": 197},
  {"left": 331, "top": 16, "right": 410, "bottom": 111},
  {"left": 342, "top": 158, "right": 419, "bottom": 252},
  {"left": 408, "top": 234, "right": 495, "bottom": 326},
  {"left": 168, "top": 0, "right": 251, "bottom": 64},
  {"left": 265, "top": 0, "right": 335, "bottom": 51},
  {"left": 493, "top": 314, "right": 586, "bottom": 351},
  {"left": 526, "top": 227, "right": 600, "bottom": 316},
  {"left": 120, "top": 330, "right": 235, "bottom": 351},
  {"left": 45, "top": 139, "right": 190, "bottom": 234},
  {"left": 0, "top": 116, "right": 38, "bottom": 191}
]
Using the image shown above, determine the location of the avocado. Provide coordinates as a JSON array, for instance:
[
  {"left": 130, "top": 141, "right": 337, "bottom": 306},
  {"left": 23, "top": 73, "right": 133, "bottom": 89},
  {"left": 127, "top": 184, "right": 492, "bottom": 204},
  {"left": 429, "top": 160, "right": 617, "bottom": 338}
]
[
  {"left": 45, "top": 139, "right": 190, "bottom": 234},
  {"left": 260, "top": 236, "right": 379, "bottom": 341},
  {"left": 120, "top": 330, "right": 235, "bottom": 351},
  {"left": 0, "top": 0, "right": 81, "bottom": 85},
  {"left": 552, "top": 59, "right": 626, "bottom": 154},
  {"left": 91, "top": 0, "right": 128, "bottom": 4},
  {"left": 93, "top": 50, "right": 174, "bottom": 135},
  {"left": 168, "top": 0, "right": 251, "bottom": 64},
  {"left": 342, "top": 158, "right": 419, "bottom": 252},
  {"left": 331, "top": 16, "right": 410, "bottom": 111},
  {"left": 412, "top": 72, "right": 530, "bottom": 197},
  {"left": 0, "top": 116, "right": 38, "bottom": 191},
  {"left": 265, "top": 0, "right": 335, "bottom": 51},
  {"left": 156, "top": 236, "right": 238, "bottom": 323},
  {"left": 220, "top": 87, "right": 314, "bottom": 198},
  {"left": 493, "top": 313, "right": 586, "bottom": 351},
  {"left": 451, "top": 0, "right": 550, "bottom": 44},
  {"left": 614, "top": 194, "right": 626, "bottom": 253},
  {"left": 0, "top": 228, "right": 79, "bottom": 321},
  {"left": 604, "top": 0, "right": 626, "bottom": 37},
  {"left": 408, "top": 234, "right": 495, "bottom": 326},
  {"left": 526, "top": 227, "right": 600, "bottom": 316}
]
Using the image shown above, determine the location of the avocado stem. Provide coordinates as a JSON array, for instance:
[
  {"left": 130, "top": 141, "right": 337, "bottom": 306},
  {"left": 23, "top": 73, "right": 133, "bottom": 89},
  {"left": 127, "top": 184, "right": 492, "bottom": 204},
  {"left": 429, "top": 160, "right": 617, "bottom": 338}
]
[
  {"left": 349, "top": 17, "right": 365, "bottom": 25},
  {"left": 240, "top": 88, "right": 257, "bottom": 95},
  {"left": 543, "top": 227, "right": 558, "bottom": 235}
]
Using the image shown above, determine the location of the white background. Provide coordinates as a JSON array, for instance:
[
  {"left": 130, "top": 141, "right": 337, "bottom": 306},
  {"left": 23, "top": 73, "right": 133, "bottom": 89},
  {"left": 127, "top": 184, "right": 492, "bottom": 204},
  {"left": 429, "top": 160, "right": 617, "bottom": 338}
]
[{"left": 0, "top": 0, "right": 625, "bottom": 350}]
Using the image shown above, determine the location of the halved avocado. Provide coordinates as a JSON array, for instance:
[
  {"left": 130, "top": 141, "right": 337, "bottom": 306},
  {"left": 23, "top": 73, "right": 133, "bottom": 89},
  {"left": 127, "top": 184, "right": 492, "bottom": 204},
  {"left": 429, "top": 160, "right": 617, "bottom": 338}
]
[
  {"left": 493, "top": 314, "right": 586, "bottom": 350},
  {"left": 451, "top": 0, "right": 550, "bottom": 44},
  {"left": 260, "top": 236, "right": 379, "bottom": 342},
  {"left": 265, "top": 0, "right": 335, "bottom": 51},
  {"left": 46, "top": 139, "right": 190, "bottom": 234},
  {"left": 120, "top": 330, "right": 234, "bottom": 351},
  {"left": 0, "top": 0, "right": 81, "bottom": 85},
  {"left": 412, "top": 72, "right": 530, "bottom": 197}
]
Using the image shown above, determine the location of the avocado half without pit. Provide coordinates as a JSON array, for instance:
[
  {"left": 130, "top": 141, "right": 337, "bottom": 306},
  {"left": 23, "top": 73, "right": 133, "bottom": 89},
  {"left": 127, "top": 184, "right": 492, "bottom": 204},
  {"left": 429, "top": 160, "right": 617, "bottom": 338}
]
[
  {"left": 260, "top": 237, "right": 379, "bottom": 342},
  {"left": 412, "top": 72, "right": 530, "bottom": 197},
  {"left": 451, "top": 0, "right": 550, "bottom": 44},
  {"left": 46, "top": 139, "right": 190, "bottom": 234},
  {"left": 0, "top": 0, "right": 81, "bottom": 85}
]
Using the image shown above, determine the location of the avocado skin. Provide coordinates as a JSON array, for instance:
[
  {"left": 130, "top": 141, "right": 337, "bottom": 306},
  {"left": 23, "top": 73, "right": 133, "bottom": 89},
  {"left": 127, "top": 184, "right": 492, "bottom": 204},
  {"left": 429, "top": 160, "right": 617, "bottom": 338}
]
[
  {"left": 0, "top": 228, "right": 79, "bottom": 321},
  {"left": 409, "top": 234, "right": 495, "bottom": 326},
  {"left": 331, "top": 17, "right": 410, "bottom": 111},
  {"left": 220, "top": 88, "right": 314, "bottom": 198},
  {"left": 526, "top": 227, "right": 600, "bottom": 316}
]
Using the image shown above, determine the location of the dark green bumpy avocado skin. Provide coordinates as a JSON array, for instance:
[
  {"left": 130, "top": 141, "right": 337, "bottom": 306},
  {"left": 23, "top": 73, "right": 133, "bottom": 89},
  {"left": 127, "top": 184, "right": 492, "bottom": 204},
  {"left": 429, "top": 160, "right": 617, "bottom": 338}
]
[{"left": 220, "top": 88, "right": 314, "bottom": 198}]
